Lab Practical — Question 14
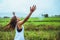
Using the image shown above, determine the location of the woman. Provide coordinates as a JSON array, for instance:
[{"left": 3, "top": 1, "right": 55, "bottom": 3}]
[{"left": 4, "top": 5, "right": 36, "bottom": 40}]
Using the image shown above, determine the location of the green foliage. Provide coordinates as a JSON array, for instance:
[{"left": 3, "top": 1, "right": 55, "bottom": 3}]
[{"left": 0, "top": 17, "right": 60, "bottom": 40}]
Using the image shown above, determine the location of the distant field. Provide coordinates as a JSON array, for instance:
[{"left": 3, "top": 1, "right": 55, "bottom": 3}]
[{"left": 0, "top": 17, "right": 60, "bottom": 40}]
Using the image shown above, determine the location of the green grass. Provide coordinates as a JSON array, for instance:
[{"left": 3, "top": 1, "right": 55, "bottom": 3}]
[{"left": 0, "top": 17, "right": 60, "bottom": 40}]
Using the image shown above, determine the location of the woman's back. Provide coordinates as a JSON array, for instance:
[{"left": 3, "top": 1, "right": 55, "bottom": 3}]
[{"left": 14, "top": 25, "right": 25, "bottom": 40}]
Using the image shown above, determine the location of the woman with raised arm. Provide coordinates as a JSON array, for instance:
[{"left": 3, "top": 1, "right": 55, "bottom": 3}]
[{"left": 4, "top": 5, "right": 36, "bottom": 40}]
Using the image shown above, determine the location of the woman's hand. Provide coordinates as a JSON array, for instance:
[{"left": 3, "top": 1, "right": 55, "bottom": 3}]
[
  {"left": 13, "top": 12, "right": 15, "bottom": 16},
  {"left": 30, "top": 5, "right": 36, "bottom": 13},
  {"left": 18, "top": 5, "right": 36, "bottom": 25}
]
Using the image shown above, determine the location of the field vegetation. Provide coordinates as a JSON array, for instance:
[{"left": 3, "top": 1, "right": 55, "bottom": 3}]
[{"left": 0, "top": 17, "right": 60, "bottom": 40}]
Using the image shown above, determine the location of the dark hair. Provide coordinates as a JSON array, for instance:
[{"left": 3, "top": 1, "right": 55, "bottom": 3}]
[{"left": 9, "top": 16, "right": 17, "bottom": 30}]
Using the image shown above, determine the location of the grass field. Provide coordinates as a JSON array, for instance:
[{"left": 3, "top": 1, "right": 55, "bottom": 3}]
[{"left": 0, "top": 17, "right": 60, "bottom": 40}]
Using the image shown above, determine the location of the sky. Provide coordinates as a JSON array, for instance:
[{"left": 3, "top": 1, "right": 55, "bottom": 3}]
[{"left": 0, "top": 0, "right": 60, "bottom": 17}]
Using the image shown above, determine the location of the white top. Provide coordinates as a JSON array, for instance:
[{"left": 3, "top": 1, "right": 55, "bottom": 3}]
[{"left": 14, "top": 25, "right": 25, "bottom": 40}]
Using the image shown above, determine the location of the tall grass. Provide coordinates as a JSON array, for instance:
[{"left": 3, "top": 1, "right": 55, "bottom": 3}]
[{"left": 0, "top": 17, "right": 60, "bottom": 40}]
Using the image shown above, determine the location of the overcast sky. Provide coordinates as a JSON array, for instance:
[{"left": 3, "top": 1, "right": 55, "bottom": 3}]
[{"left": 0, "top": 0, "right": 60, "bottom": 17}]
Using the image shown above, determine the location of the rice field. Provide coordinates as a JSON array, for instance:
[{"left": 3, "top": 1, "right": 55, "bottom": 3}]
[{"left": 0, "top": 17, "right": 60, "bottom": 40}]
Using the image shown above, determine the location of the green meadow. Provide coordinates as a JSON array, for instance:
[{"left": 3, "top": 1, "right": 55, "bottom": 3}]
[{"left": 0, "top": 17, "right": 60, "bottom": 40}]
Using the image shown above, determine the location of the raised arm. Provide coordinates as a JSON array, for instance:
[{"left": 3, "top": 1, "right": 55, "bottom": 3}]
[
  {"left": 19, "top": 5, "right": 36, "bottom": 25},
  {"left": 13, "top": 12, "right": 16, "bottom": 16}
]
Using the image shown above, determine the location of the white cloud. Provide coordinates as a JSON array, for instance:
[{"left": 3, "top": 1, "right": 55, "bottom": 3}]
[{"left": 0, "top": 0, "right": 60, "bottom": 17}]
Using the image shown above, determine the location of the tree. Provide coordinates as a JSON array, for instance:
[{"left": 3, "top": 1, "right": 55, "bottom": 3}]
[
  {"left": 43, "top": 14, "right": 48, "bottom": 17},
  {"left": 4, "top": 16, "right": 9, "bottom": 18}
]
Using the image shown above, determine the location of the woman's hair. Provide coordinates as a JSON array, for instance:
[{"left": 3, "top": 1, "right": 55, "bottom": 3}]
[
  {"left": 9, "top": 16, "right": 17, "bottom": 30},
  {"left": 4, "top": 12, "right": 20, "bottom": 31}
]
